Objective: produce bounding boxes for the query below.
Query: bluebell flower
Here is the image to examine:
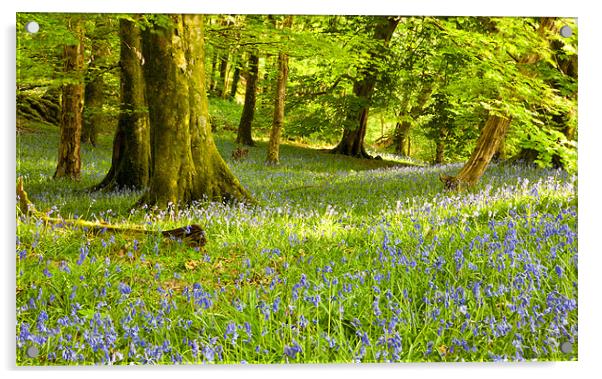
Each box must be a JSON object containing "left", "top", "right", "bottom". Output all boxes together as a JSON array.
[
  {"left": 119, "top": 283, "right": 132, "bottom": 296},
  {"left": 284, "top": 341, "right": 302, "bottom": 359},
  {"left": 77, "top": 246, "right": 88, "bottom": 265},
  {"left": 555, "top": 265, "right": 563, "bottom": 278},
  {"left": 224, "top": 322, "right": 239, "bottom": 345}
]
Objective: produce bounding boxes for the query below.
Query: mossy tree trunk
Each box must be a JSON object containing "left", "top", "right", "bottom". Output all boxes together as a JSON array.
[
  {"left": 54, "top": 17, "right": 84, "bottom": 180},
  {"left": 140, "top": 14, "right": 252, "bottom": 207},
  {"left": 236, "top": 52, "right": 259, "bottom": 146},
  {"left": 266, "top": 16, "right": 292, "bottom": 165},
  {"left": 331, "top": 17, "right": 399, "bottom": 158},
  {"left": 81, "top": 19, "right": 111, "bottom": 147},
  {"left": 94, "top": 17, "right": 150, "bottom": 192}
]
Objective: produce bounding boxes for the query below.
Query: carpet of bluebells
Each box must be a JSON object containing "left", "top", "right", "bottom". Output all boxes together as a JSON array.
[{"left": 16, "top": 121, "right": 577, "bottom": 365}]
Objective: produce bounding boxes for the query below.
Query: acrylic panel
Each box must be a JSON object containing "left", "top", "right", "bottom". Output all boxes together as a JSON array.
[{"left": 16, "top": 13, "right": 578, "bottom": 365}]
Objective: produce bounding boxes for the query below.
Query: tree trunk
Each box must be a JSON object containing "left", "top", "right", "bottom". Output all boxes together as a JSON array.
[
  {"left": 81, "top": 19, "right": 110, "bottom": 147},
  {"left": 217, "top": 51, "right": 229, "bottom": 98},
  {"left": 140, "top": 14, "right": 252, "bottom": 207},
  {"left": 81, "top": 75, "right": 103, "bottom": 147},
  {"left": 435, "top": 128, "right": 448, "bottom": 164},
  {"left": 394, "top": 120, "right": 411, "bottom": 155},
  {"left": 395, "top": 83, "right": 432, "bottom": 156},
  {"left": 236, "top": 52, "right": 259, "bottom": 146},
  {"left": 266, "top": 16, "right": 292, "bottom": 165},
  {"left": 93, "top": 17, "right": 150, "bottom": 192},
  {"left": 453, "top": 115, "right": 511, "bottom": 185},
  {"left": 209, "top": 50, "right": 218, "bottom": 93},
  {"left": 54, "top": 18, "right": 84, "bottom": 180},
  {"left": 331, "top": 17, "right": 399, "bottom": 158},
  {"left": 228, "top": 59, "right": 241, "bottom": 100}
]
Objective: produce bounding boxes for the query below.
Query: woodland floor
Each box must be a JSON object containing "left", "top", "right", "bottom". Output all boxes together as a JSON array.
[{"left": 16, "top": 118, "right": 577, "bottom": 365}]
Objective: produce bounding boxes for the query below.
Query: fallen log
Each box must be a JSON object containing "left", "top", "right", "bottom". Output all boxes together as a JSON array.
[{"left": 16, "top": 177, "right": 206, "bottom": 248}]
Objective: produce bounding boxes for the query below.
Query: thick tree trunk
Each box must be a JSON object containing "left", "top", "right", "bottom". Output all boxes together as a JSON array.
[
  {"left": 54, "top": 18, "right": 84, "bottom": 180},
  {"left": 331, "top": 17, "right": 399, "bottom": 158},
  {"left": 140, "top": 14, "right": 252, "bottom": 207},
  {"left": 266, "top": 16, "right": 293, "bottom": 165},
  {"left": 236, "top": 53, "right": 259, "bottom": 146},
  {"left": 435, "top": 129, "right": 447, "bottom": 164},
  {"left": 94, "top": 17, "right": 150, "bottom": 192}
]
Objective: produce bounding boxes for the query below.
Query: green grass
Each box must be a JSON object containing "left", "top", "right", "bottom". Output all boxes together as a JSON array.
[{"left": 16, "top": 117, "right": 577, "bottom": 365}]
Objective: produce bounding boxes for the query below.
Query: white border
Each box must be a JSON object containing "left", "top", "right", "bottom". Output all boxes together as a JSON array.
[{"left": 3, "top": 1, "right": 599, "bottom": 379}]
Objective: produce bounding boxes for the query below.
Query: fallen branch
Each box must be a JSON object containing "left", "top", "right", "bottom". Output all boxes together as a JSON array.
[{"left": 16, "top": 177, "right": 206, "bottom": 248}]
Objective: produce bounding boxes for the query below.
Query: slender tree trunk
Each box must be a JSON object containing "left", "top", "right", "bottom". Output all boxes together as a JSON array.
[
  {"left": 236, "top": 52, "right": 259, "bottom": 146},
  {"left": 54, "top": 18, "right": 84, "bottom": 180},
  {"left": 266, "top": 16, "right": 293, "bottom": 165},
  {"left": 209, "top": 50, "right": 218, "bottom": 93},
  {"left": 229, "top": 58, "right": 241, "bottom": 100},
  {"left": 94, "top": 17, "right": 150, "bottom": 192},
  {"left": 81, "top": 20, "right": 110, "bottom": 147},
  {"left": 331, "top": 17, "right": 399, "bottom": 158},
  {"left": 140, "top": 14, "right": 251, "bottom": 207},
  {"left": 217, "top": 51, "right": 229, "bottom": 98},
  {"left": 81, "top": 75, "right": 103, "bottom": 147}
]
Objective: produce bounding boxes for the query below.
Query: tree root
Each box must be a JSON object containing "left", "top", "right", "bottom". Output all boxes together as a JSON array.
[{"left": 16, "top": 177, "right": 206, "bottom": 248}]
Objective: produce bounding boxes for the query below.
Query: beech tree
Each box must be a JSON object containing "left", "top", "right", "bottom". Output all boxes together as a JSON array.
[{"left": 140, "top": 14, "right": 252, "bottom": 206}]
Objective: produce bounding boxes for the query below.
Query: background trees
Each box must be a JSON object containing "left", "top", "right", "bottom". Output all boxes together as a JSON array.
[{"left": 17, "top": 14, "right": 577, "bottom": 197}]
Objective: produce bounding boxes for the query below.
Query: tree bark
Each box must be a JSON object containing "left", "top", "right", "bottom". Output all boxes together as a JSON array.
[
  {"left": 93, "top": 17, "right": 150, "bottom": 192},
  {"left": 217, "top": 50, "right": 229, "bottom": 98},
  {"left": 266, "top": 16, "right": 293, "bottom": 165},
  {"left": 331, "top": 17, "right": 399, "bottom": 158},
  {"left": 236, "top": 52, "right": 259, "bottom": 146},
  {"left": 140, "top": 14, "right": 252, "bottom": 207},
  {"left": 448, "top": 114, "right": 511, "bottom": 186},
  {"left": 54, "top": 17, "right": 84, "bottom": 180},
  {"left": 81, "top": 19, "right": 110, "bottom": 147}
]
